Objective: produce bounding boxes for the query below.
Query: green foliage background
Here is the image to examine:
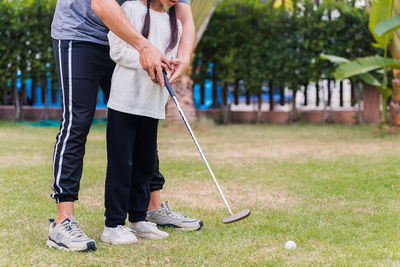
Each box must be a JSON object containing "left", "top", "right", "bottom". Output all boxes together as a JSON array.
[
  {"left": 193, "top": 0, "right": 379, "bottom": 100},
  {"left": 0, "top": 0, "right": 381, "bottom": 107},
  {"left": 0, "top": 0, "right": 57, "bottom": 102}
]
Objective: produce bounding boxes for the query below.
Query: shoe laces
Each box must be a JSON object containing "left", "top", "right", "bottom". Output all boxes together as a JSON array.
[
  {"left": 162, "top": 202, "right": 186, "bottom": 219},
  {"left": 62, "top": 211, "right": 86, "bottom": 238}
]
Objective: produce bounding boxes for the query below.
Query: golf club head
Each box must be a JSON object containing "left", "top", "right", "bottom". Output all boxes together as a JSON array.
[{"left": 222, "top": 209, "right": 251, "bottom": 224}]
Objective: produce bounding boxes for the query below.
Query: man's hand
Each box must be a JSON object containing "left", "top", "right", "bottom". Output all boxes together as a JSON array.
[
  {"left": 169, "top": 57, "right": 190, "bottom": 84},
  {"left": 138, "top": 40, "right": 172, "bottom": 86}
]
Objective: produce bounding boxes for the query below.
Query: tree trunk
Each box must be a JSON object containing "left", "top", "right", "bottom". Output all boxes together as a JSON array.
[
  {"left": 234, "top": 79, "right": 239, "bottom": 105},
  {"left": 3, "top": 89, "right": 7, "bottom": 105},
  {"left": 246, "top": 90, "right": 250, "bottom": 105},
  {"left": 280, "top": 87, "right": 285, "bottom": 106},
  {"left": 22, "top": 83, "right": 27, "bottom": 105},
  {"left": 269, "top": 81, "right": 274, "bottom": 111},
  {"left": 42, "top": 80, "right": 49, "bottom": 120},
  {"left": 350, "top": 80, "right": 355, "bottom": 107},
  {"left": 211, "top": 75, "right": 219, "bottom": 108},
  {"left": 221, "top": 82, "right": 230, "bottom": 124},
  {"left": 316, "top": 82, "right": 320, "bottom": 107},
  {"left": 12, "top": 77, "right": 22, "bottom": 121},
  {"left": 390, "top": 70, "right": 400, "bottom": 125},
  {"left": 303, "top": 85, "right": 308, "bottom": 106},
  {"left": 323, "top": 82, "right": 333, "bottom": 123},
  {"left": 256, "top": 89, "right": 263, "bottom": 123},
  {"left": 355, "top": 81, "right": 363, "bottom": 124},
  {"left": 52, "top": 87, "right": 58, "bottom": 104},
  {"left": 165, "top": 74, "right": 197, "bottom": 123},
  {"left": 339, "top": 81, "right": 344, "bottom": 107},
  {"left": 288, "top": 90, "right": 298, "bottom": 123},
  {"left": 32, "top": 78, "right": 37, "bottom": 104},
  {"left": 200, "top": 79, "right": 205, "bottom": 105},
  {"left": 327, "top": 80, "right": 332, "bottom": 106}
]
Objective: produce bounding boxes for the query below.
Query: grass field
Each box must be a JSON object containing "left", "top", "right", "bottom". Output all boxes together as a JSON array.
[{"left": 1, "top": 120, "right": 400, "bottom": 266}]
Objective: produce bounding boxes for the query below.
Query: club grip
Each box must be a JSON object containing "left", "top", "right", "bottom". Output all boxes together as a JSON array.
[{"left": 162, "top": 70, "right": 176, "bottom": 97}]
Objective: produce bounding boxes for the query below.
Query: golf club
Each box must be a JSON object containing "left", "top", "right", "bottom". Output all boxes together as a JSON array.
[{"left": 163, "top": 70, "right": 250, "bottom": 224}]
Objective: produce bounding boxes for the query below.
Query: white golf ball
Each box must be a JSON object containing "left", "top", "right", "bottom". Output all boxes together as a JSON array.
[{"left": 285, "top": 240, "right": 297, "bottom": 250}]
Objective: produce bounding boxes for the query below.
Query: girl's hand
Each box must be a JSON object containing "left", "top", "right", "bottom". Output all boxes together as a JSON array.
[
  {"left": 169, "top": 57, "right": 189, "bottom": 84},
  {"left": 162, "top": 64, "right": 174, "bottom": 81},
  {"left": 162, "top": 64, "right": 174, "bottom": 84}
]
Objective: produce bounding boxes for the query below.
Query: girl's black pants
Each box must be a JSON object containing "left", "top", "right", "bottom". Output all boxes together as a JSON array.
[{"left": 105, "top": 109, "right": 158, "bottom": 227}]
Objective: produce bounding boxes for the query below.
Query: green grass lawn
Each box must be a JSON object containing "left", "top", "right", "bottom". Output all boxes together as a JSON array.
[{"left": 1, "top": 120, "right": 400, "bottom": 266}]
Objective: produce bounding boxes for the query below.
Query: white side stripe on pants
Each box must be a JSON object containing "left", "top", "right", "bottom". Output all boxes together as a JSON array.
[
  {"left": 52, "top": 40, "right": 66, "bottom": 195},
  {"left": 52, "top": 41, "right": 73, "bottom": 198}
]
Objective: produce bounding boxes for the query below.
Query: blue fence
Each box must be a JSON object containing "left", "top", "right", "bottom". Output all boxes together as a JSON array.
[
  {"left": 8, "top": 70, "right": 291, "bottom": 110},
  {"left": 193, "top": 79, "right": 292, "bottom": 110},
  {"left": 11, "top": 71, "right": 107, "bottom": 108}
]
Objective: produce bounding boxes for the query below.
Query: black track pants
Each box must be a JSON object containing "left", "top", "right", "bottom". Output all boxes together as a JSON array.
[
  {"left": 104, "top": 109, "right": 158, "bottom": 227},
  {"left": 51, "top": 39, "right": 165, "bottom": 203}
]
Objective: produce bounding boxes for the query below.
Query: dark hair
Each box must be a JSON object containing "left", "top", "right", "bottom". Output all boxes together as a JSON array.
[{"left": 142, "top": 0, "right": 178, "bottom": 54}]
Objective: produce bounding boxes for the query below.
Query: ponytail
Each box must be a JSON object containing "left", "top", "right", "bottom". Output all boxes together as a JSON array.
[
  {"left": 166, "top": 6, "right": 178, "bottom": 53},
  {"left": 141, "top": 0, "right": 151, "bottom": 39},
  {"left": 141, "top": 0, "right": 179, "bottom": 54}
]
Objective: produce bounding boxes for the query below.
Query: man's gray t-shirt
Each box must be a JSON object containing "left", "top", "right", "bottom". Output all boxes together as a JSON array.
[{"left": 51, "top": 0, "right": 190, "bottom": 45}]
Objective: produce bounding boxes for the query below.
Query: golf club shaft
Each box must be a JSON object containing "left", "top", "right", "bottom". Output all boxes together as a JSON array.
[{"left": 163, "top": 72, "right": 234, "bottom": 216}]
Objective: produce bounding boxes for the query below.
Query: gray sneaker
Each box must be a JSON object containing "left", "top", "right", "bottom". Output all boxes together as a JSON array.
[
  {"left": 146, "top": 202, "right": 203, "bottom": 231},
  {"left": 46, "top": 217, "right": 96, "bottom": 252}
]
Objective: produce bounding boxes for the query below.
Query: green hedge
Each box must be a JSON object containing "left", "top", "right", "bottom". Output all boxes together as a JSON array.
[
  {"left": 0, "top": 0, "right": 379, "bottom": 108},
  {"left": 0, "top": 0, "right": 57, "bottom": 103},
  {"left": 193, "top": 0, "right": 379, "bottom": 102}
]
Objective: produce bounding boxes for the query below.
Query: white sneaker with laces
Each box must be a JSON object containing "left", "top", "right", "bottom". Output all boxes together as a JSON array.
[
  {"left": 128, "top": 221, "right": 169, "bottom": 239},
  {"left": 146, "top": 202, "right": 203, "bottom": 231},
  {"left": 101, "top": 225, "right": 138, "bottom": 245},
  {"left": 46, "top": 217, "right": 96, "bottom": 252}
]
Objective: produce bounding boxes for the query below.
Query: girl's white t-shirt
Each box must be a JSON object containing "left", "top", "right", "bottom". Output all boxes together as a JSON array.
[{"left": 107, "top": 1, "right": 182, "bottom": 119}]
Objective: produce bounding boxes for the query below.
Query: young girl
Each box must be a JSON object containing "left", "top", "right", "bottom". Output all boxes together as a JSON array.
[{"left": 101, "top": 0, "right": 182, "bottom": 245}]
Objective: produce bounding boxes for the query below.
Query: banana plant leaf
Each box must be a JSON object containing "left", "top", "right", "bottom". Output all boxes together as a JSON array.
[
  {"left": 321, "top": 55, "right": 381, "bottom": 86},
  {"left": 320, "top": 55, "right": 349, "bottom": 64},
  {"left": 391, "top": 0, "right": 400, "bottom": 59},
  {"left": 369, "top": 0, "right": 394, "bottom": 49},
  {"left": 334, "top": 55, "right": 400, "bottom": 80},
  {"left": 375, "top": 16, "right": 400, "bottom": 36},
  {"left": 191, "top": 0, "right": 217, "bottom": 46}
]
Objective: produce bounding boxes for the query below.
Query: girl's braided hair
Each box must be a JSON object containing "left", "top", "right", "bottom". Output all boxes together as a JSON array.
[{"left": 142, "top": 0, "right": 178, "bottom": 53}]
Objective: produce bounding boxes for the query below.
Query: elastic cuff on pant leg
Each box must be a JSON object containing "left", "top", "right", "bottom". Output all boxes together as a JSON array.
[
  {"left": 54, "top": 197, "right": 78, "bottom": 204},
  {"left": 149, "top": 184, "right": 163, "bottom": 192}
]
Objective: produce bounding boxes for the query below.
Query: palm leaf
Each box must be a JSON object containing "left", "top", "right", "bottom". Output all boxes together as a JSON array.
[
  {"left": 369, "top": 0, "right": 394, "bottom": 49},
  {"left": 359, "top": 73, "right": 382, "bottom": 87},
  {"left": 191, "top": 0, "right": 218, "bottom": 46},
  {"left": 334, "top": 55, "right": 400, "bottom": 80},
  {"left": 321, "top": 55, "right": 381, "bottom": 86},
  {"left": 375, "top": 16, "right": 400, "bottom": 36}
]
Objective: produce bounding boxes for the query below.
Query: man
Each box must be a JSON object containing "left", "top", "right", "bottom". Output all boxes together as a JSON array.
[{"left": 46, "top": 0, "right": 201, "bottom": 252}]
